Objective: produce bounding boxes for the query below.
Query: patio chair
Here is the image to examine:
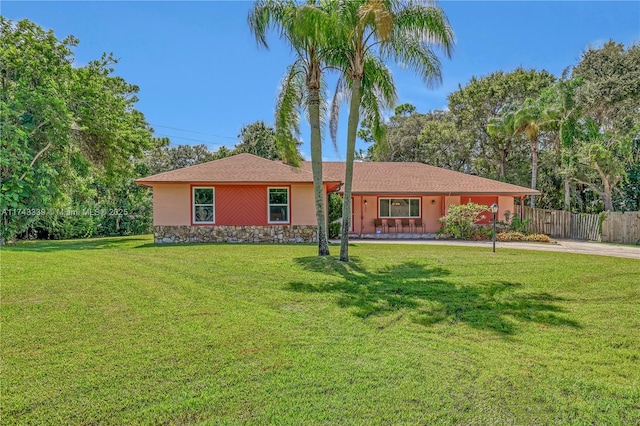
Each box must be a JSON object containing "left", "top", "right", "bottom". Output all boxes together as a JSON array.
[
  {"left": 401, "top": 218, "right": 411, "bottom": 233},
  {"left": 374, "top": 218, "right": 385, "bottom": 233},
  {"left": 387, "top": 218, "right": 398, "bottom": 233},
  {"left": 413, "top": 218, "right": 425, "bottom": 233}
]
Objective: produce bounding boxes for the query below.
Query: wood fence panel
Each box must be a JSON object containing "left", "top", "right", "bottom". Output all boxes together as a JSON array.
[
  {"left": 602, "top": 211, "right": 640, "bottom": 244},
  {"left": 520, "top": 207, "right": 639, "bottom": 243}
]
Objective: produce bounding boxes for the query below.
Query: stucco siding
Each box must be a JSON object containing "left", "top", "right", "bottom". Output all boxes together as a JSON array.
[
  {"left": 421, "top": 195, "right": 443, "bottom": 232},
  {"left": 152, "top": 184, "right": 191, "bottom": 226},
  {"left": 498, "top": 196, "right": 515, "bottom": 222},
  {"left": 291, "top": 184, "right": 317, "bottom": 226}
]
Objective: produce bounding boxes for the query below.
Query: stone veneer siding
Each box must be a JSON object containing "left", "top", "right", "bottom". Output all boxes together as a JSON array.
[{"left": 154, "top": 225, "right": 318, "bottom": 243}]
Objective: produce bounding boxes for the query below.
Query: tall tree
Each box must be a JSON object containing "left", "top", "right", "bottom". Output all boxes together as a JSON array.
[
  {"left": 372, "top": 105, "right": 429, "bottom": 162},
  {"left": 329, "top": 0, "right": 454, "bottom": 261},
  {"left": 249, "top": 0, "right": 336, "bottom": 256},
  {"left": 0, "top": 18, "right": 153, "bottom": 242},
  {"left": 570, "top": 41, "right": 640, "bottom": 211},
  {"left": 236, "top": 120, "right": 289, "bottom": 161},
  {"left": 534, "top": 76, "right": 582, "bottom": 210},
  {"left": 486, "top": 105, "right": 518, "bottom": 180},
  {"left": 449, "top": 68, "right": 555, "bottom": 184}
]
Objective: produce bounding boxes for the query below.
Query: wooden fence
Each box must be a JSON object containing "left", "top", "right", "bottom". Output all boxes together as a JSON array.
[
  {"left": 601, "top": 211, "right": 640, "bottom": 244},
  {"left": 518, "top": 207, "right": 640, "bottom": 244}
]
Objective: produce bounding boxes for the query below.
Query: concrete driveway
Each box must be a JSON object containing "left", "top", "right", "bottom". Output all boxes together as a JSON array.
[{"left": 340, "top": 238, "right": 640, "bottom": 260}]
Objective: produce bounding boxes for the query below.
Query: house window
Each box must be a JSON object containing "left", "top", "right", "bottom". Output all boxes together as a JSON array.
[
  {"left": 193, "top": 187, "right": 214, "bottom": 224},
  {"left": 268, "top": 187, "right": 289, "bottom": 223},
  {"left": 379, "top": 198, "right": 420, "bottom": 218}
]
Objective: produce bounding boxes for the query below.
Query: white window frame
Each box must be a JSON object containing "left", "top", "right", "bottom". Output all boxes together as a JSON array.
[
  {"left": 268, "top": 187, "right": 290, "bottom": 224},
  {"left": 378, "top": 198, "right": 421, "bottom": 218},
  {"left": 192, "top": 187, "right": 215, "bottom": 224}
]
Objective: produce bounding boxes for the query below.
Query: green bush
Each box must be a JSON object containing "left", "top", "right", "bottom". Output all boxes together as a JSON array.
[
  {"left": 328, "top": 221, "right": 341, "bottom": 239},
  {"left": 509, "top": 215, "right": 531, "bottom": 233},
  {"left": 438, "top": 203, "right": 489, "bottom": 239},
  {"left": 470, "top": 227, "right": 491, "bottom": 240}
]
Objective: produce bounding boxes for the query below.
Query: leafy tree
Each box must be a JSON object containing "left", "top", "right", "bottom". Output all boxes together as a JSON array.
[
  {"left": 569, "top": 41, "right": 640, "bottom": 211},
  {"left": 371, "top": 107, "right": 473, "bottom": 172},
  {"left": 236, "top": 120, "right": 296, "bottom": 161},
  {"left": 417, "top": 111, "right": 474, "bottom": 172},
  {"left": 249, "top": 0, "right": 336, "bottom": 256},
  {"left": 328, "top": 0, "right": 454, "bottom": 262},
  {"left": 0, "top": 18, "right": 153, "bottom": 242},
  {"left": 144, "top": 138, "right": 217, "bottom": 175},
  {"left": 373, "top": 107, "right": 430, "bottom": 162},
  {"left": 449, "top": 68, "right": 555, "bottom": 184}
]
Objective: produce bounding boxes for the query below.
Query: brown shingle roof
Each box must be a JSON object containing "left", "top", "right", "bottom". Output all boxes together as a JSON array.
[
  {"left": 303, "top": 161, "right": 539, "bottom": 195},
  {"left": 136, "top": 153, "right": 337, "bottom": 185},
  {"left": 136, "top": 153, "right": 538, "bottom": 195}
]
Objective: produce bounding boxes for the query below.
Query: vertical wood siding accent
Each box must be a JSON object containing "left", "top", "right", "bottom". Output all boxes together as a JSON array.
[{"left": 216, "top": 185, "right": 268, "bottom": 225}]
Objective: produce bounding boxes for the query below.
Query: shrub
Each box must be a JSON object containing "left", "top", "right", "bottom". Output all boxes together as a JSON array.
[
  {"left": 509, "top": 215, "right": 531, "bottom": 233},
  {"left": 470, "top": 227, "right": 491, "bottom": 240},
  {"left": 328, "top": 221, "right": 341, "bottom": 239},
  {"left": 439, "top": 203, "right": 489, "bottom": 239}
]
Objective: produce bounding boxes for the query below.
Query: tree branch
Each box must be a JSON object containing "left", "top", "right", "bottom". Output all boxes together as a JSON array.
[
  {"left": 572, "top": 177, "right": 605, "bottom": 199},
  {"left": 19, "top": 142, "right": 52, "bottom": 181}
]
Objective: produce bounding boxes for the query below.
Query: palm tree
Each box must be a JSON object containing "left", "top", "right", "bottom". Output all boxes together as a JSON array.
[
  {"left": 328, "top": 0, "right": 454, "bottom": 261},
  {"left": 249, "top": 0, "right": 335, "bottom": 256},
  {"left": 512, "top": 99, "right": 547, "bottom": 207},
  {"left": 537, "top": 77, "right": 581, "bottom": 210},
  {"left": 486, "top": 104, "right": 518, "bottom": 180}
]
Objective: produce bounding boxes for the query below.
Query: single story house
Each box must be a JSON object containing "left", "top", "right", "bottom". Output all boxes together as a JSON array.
[{"left": 135, "top": 153, "right": 538, "bottom": 243}]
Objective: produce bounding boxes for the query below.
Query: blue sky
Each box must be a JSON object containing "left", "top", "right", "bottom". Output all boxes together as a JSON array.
[{"left": 3, "top": 1, "right": 639, "bottom": 161}]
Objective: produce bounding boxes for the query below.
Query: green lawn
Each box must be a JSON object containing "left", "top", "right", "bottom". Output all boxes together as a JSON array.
[{"left": 2, "top": 236, "right": 639, "bottom": 425}]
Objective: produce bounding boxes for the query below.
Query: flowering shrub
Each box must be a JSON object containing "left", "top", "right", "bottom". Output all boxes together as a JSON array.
[{"left": 439, "top": 203, "right": 489, "bottom": 239}]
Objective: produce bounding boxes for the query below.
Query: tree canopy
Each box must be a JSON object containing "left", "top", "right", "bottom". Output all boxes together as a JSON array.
[{"left": 1, "top": 18, "right": 155, "bottom": 241}]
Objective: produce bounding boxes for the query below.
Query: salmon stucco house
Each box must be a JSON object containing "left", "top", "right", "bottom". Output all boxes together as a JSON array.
[{"left": 135, "top": 153, "right": 539, "bottom": 243}]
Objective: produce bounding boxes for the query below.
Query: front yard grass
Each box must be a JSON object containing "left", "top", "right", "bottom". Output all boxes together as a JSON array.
[{"left": 2, "top": 236, "right": 639, "bottom": 424}]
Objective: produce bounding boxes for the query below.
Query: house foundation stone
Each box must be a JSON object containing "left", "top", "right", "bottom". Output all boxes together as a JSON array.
[{"left": 153, "top": 225, "right": 318, "bottom": 244}]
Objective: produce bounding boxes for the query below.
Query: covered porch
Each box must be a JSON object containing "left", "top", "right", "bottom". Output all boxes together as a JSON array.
[{"left": 347, "top": 194, "right": 516, "bottom": 238}]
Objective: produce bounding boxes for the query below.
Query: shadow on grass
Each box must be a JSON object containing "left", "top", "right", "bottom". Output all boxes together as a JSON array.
[
  {"left": 289, "top": 256, "right": 580, "bottom": 334},
  {"left": 2, "top": 236, "right": 149, "bottom": 252}
]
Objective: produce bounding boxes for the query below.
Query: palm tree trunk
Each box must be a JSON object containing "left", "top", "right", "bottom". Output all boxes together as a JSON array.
[
  {"left": 339, "top": 77, "right": 362, "bottom": 262},
  {"left": 530, "top": 138, "right": 538, "bottom": 207},
  {"left": 563, "top": 177, "right": 571, "bottom": 211},
  {"left": 499, "top": 149, "right": 506, "bottom": 179},
  {"left": 309, "top": 88, "right": 330, "bottom": 256}
]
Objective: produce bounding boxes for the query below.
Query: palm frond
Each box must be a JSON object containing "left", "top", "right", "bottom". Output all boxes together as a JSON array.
[
  {"left": 382, "top": 32, "right": 443, "bottom": 87},
  {"left": 275, "top": 60, "right": 306, "bottom": 166},
  {"left": 248, "top": 0, "right": 294, "bottom": 48},
  {"left": 329, "top": 75, "right": 345, "bottom": 151},
  {"left": 392, "top": 2, "right": 454, "bottom": 58}
]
